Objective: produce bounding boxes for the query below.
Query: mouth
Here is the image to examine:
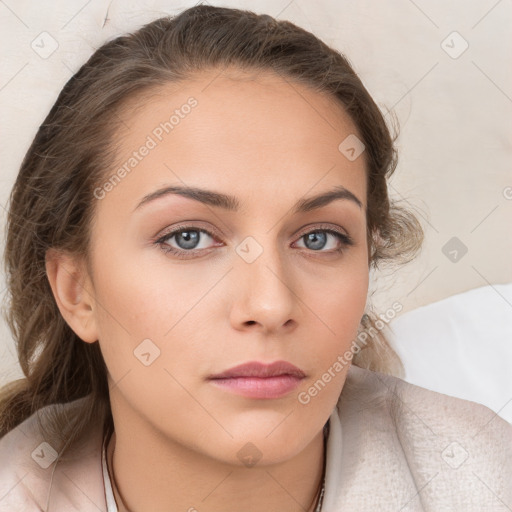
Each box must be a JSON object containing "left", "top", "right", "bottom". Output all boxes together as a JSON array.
[
  {"left": 207, "top": 360, "right": 306, "bottom": 399},
  {"left": 208, "top": 375, "right": 305, "bottom": 399}
]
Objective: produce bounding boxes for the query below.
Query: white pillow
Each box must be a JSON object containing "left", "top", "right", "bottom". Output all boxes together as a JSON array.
[{"left": 388, "top": 283, "right": 512, "bottom": 424}]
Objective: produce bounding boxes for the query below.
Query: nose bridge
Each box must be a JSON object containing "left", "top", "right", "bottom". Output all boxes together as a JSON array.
[
  {"left": 236, "top": 231, "right": 289, "bottom": 291},
  {"left": 231, "top": 229, "right": 297, "bottom": 326}
]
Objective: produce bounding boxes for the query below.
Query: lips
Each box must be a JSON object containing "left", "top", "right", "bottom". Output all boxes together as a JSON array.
[
  {"left": 208, "top": 361, "right": 306, "bottom": 399},
  {"left": 208, "top": 360, "right": 306, "bottom": 379}
]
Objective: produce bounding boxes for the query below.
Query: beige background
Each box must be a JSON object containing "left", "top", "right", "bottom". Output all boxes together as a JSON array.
[{"left": 0, "top": 0, "right": 511, "bottom": 386}]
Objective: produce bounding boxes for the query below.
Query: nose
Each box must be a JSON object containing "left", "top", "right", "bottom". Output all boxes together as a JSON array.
[{"left": 228, "top": 237, "right": 298, "bottom": 335}]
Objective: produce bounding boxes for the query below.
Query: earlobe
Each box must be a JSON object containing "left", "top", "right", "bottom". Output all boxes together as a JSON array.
[{"left": 45, "top": 248, "right": 98, "bottom": 343}]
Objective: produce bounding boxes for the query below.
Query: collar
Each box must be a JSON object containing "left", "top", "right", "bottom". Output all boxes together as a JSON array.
[{"left": 102, "top": 432, "right": 118, "bottom": 512}]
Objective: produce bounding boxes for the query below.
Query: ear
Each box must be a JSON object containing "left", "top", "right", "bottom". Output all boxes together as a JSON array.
[{"left": 45, "top": 248, "right": 99, "bottom": 343}]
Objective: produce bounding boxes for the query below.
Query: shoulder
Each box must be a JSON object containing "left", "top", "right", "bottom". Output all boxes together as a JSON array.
[
  {"left": 343, "top": 364, "right": 512, "bottom": 440},
  {"left": 0, "top": 401, "right": 65, "bottom": 511},
  {"left": 0, "top": 397, "right": 105, "bottom": 512},
  {"left": 335, "top": 364, "right": 512, "bottom": 508}
]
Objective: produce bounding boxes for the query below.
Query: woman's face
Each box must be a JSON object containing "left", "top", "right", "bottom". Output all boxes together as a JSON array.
[{"left": 86, "top": 68, "right": 369, "bottom": 465}]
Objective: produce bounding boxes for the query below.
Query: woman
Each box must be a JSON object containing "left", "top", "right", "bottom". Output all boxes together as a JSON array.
[{"left": 0, "top": 5, "right": 510, "bottom": 511}]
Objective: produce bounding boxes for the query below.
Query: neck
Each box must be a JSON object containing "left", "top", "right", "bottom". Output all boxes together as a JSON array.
[{"left": 105, "top": 412, "right": 327, "bottom": 512}]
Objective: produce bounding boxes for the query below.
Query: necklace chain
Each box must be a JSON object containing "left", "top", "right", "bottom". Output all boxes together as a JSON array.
[{"left": 314, "top": 481, "right": 326, "bottom": 512}]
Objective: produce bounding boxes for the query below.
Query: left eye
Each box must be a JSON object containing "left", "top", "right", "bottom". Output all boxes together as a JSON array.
[
  {"left": 155, "top": 226, "right": 353, "bottom": 259},
  {"left": 294, "top": 230, "right": 347, "bottom": 251}
]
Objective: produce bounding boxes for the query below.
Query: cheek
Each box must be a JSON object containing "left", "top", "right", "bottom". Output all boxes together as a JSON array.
[
  {"left": 89, "top": 242, "right": 215, "bottom": 382},
  {"left": 307, "top": 257, "right": 369, "bottom": 360},
  {"left": 90, "top": 254, "right": 205, "bottom": 425}
]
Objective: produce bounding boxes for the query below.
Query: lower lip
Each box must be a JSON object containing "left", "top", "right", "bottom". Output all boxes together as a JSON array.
[{"left": 208, "top": 375, "right": 303, "bottom": 399}]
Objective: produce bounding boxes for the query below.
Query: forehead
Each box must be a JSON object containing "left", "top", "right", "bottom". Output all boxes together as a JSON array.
[
  {"left": 106, "top": 68, "right": 367, "bottom": 213},
  {"left": 115, "top": 67, "right": 364, "bottom": 154}
]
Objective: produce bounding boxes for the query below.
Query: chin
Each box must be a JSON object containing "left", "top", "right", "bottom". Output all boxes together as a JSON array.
[{"left": 208, "top": 423, "right": 314, "bottom": 467}]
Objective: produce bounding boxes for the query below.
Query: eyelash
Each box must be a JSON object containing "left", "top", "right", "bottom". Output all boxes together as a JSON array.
[{"left": 154, "top": 223, "right": 354, "bottom": 260}]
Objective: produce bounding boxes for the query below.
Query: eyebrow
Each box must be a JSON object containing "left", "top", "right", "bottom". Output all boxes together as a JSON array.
[{"left": 133, "top": 184, "right": 363, "bottom": 214}]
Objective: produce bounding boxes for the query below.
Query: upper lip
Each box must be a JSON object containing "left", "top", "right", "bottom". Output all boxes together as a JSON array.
[{"left": 208, "top": 360, "right": 306, "bottom": 379}]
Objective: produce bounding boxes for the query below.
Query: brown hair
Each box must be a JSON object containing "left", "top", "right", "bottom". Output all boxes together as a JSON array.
[{"left": 0, "top": 5, "right": 423, "bottom": 450}]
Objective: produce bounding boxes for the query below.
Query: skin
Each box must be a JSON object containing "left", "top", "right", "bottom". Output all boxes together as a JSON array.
[{"left": 46, "top": 67, "right": 369, "bottom": 512}]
